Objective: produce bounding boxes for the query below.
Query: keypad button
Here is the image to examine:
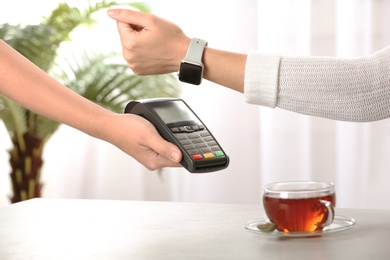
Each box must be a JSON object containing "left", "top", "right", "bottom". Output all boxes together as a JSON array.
[
  {"left": 184, "top": 144, "right": 196, "bottom": 150},
  {"left": 180, "top": 139, "right": 192, "bottom": 145},
  {"left": 188, "top": 133, "right": 200, "bottom": 139},
  {"left": 214, "top": 151, "right": 225, "bottom": 157},
  {"left": 188, "top": 149, "right": 199, "bottom": 154},
  {"left": 207, "top": 141, "right": 217, "bottom": 147},
  {"left": 192, "top": 138, "right": 204, "bottom": 144},
  {"left": 196, "top": 143, "right": 208, "bottom": 148},
  {"left": 174, "top": 134, "right": 188, "bottom": 140},
  {"left": 203, "top": 153, "right": 215, "bottom": 159},
  {"left": 200, "top": 131, "right": 211, "bottom": 137},
  {"left": 191, "top": 154, "right": 203, "bottom": 160},
  {"left": 211, "top": 146, "right": 222, "bottom": 151},
  {"left": 184, "top": 126, "right": 193, "bottom": 132},
  {"left": 200, "top": 148, "right": 212, "bottom": 153},
  {"left": 203, "top": 137, "right": 214, "bottom": 142}
]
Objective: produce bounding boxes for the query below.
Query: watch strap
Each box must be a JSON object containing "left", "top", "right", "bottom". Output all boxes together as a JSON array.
[{"left": 184, "top": 38, "right": 208, "bottom": 63}]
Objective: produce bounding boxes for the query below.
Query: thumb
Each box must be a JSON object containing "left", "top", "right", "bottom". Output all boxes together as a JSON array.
[{"left": 151, "top": 138, "right": 183, "bottom": 163}]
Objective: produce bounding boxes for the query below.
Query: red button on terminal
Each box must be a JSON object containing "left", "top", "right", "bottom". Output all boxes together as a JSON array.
[{"left": 191, "top": 154, "right": 203, "bottom": 160}]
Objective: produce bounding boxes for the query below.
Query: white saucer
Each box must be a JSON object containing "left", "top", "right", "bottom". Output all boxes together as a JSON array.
[{"left": 245, "top": 215, "right": 356, "bottom": 238}]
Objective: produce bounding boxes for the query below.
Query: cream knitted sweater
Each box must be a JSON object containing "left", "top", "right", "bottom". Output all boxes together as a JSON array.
[{"left": 244, "top": 45, "right": 390, "bottom": 122}]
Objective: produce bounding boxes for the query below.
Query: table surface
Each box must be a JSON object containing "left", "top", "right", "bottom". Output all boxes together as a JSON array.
[{"left": 0, "top": 199, "right": 389, "bottom": 260}]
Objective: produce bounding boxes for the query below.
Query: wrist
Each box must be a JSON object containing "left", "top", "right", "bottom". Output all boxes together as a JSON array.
[
  {"left": 89, "top": 110, "right": 117, "bottom": 141},
  {"left": 178, "top": 37, "right": 191, "bottom": 65}
]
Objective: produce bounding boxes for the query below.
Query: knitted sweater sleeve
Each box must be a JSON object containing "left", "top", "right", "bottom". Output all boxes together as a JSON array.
[{"left": 244, "top": 46, "right": 390, "bottom": 122}]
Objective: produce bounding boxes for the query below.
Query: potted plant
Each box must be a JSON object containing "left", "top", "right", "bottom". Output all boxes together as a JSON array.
[{"left": 0, "top": 1, "right": 180, "bottom": 203}]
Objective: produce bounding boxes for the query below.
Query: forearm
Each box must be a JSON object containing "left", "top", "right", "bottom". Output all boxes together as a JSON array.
[
  {"left": 107, "top": 9, "right": 390, "bottom": 122},
  {"left": 202, "top": 47, "right": 247, "bottom": 93},
  {"left": 0, "top": 40, "right": 109, "bottom": 139},
  {"left": 244, "top": 46, "right": 390, "bottom": 122},
  {"left": 1, "top": 39, "right": 183, "bottom": 169},
  {"left": 277, "top": 47, "right": 390, "bottom": 122}
]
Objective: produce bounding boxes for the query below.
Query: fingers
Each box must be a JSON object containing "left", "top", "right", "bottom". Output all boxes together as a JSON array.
[
  {"left": 107, "top": 8, "right": 149, "bottom": 28},
  {"left": 141, "top": 140, "right": 182, "bottom": 171},
  {"left": 146, "top": 154, "right": 182, "bottom": 171},
  {"left": 148, "top": 135, "right": 182, "bottom": 164},
  {"left": 159, "top": 141, "right": 182, "bottom": 163},
  {"left": 135, "top": 115, "right": 183, "bottom": 170}
]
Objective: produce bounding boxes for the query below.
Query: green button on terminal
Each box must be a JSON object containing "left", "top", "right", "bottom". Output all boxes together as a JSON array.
[{"left": 214, "top": 151, "right": 225, "bottom": 157}]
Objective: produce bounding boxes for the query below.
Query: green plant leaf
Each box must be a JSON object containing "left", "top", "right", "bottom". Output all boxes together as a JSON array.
[
  {"left": 0, "top": 24, "right": 59, "bottom": 71},
  {"left": 1, "top": 1, "right": 181, "bottom": 203},
  {"left": 35, "top": 115, "right": 61, "bottom": 142},
  {"left": 1, "top": 1, "right": 180, "bottom": 203},
  {"left": 0, "top": 97, "right": 27, "bottom": 150},
  {"left": 58, "top": 52, "right": 181, "bottom": 113}
]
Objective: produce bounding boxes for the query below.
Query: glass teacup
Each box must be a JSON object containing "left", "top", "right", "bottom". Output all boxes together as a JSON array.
[{"left": 263, "top": 181, "right": 336, "bottom": 233}]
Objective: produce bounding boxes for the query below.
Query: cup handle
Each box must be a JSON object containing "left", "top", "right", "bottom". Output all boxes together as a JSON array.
[{"left": 317, "top": 200, "right": 335, "bottom": 228}]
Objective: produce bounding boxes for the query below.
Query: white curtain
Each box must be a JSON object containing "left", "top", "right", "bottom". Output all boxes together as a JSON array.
[
  {"left": 256, "top": 0, "right": 390, "bottom": 209},
  {"left": 1, "top": 0, "right": 389, "bottom": 209}
]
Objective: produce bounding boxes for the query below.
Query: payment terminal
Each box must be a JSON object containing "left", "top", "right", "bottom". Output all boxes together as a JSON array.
[{"left": 124, "top": 98, "right": 229, "bottom": 173}]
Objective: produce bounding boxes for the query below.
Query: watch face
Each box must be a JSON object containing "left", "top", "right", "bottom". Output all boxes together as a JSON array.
[{"left": 179, "top": 62, "right": 203, "bottom": 85}]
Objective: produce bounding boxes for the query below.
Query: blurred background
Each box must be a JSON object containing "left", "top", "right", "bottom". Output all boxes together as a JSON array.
[{"left": 1, "top": 0, "right": 389, "bottom": 209}]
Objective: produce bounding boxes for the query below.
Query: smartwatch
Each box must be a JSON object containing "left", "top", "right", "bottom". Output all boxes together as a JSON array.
[{"left": 178, "top": 38, "right": 208, "bottom": 85}]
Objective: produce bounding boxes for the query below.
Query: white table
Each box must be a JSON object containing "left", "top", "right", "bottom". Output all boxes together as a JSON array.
[{"left": 0, "top": 199, "right": 389, "bottom": 259}]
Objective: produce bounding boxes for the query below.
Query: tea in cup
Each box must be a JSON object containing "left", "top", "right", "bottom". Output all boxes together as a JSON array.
[{"left": 262, "top": 181, "right": 335, "bottom": 233}]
